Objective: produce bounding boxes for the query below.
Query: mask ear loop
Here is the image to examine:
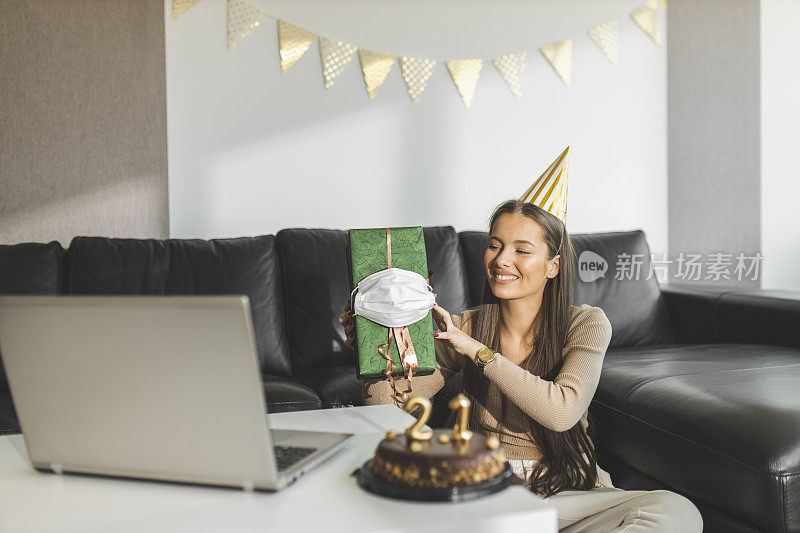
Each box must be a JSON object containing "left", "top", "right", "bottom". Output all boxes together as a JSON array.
[{"left": 349, "top": 285, "right": 359, "bottom": 318}]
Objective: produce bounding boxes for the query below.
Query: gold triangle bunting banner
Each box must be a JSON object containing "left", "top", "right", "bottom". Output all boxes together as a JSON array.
[
  {"left": 401, "top": 57, "right": 436, "bottom": 105},
  {"left": 540, "top": 39, "right": 573, "bottom": 87},
  {"left": 446, "top": 59, "right": 483, "bottom": 109},
  {"left": 278, "top": 20, "right": 316, "bottom": 74},
  {"left": 318, "top": 38, "right": 357, "bottom": 89},
  {"left": 227, "top": 0, "right": 266, "bottom": 49},
  {"left": 588, "top": 21, "right": 619, "bottom": 66},
  {"left": 172, "top": 0, "right": 199, "bottom": 20},
  {"left": 179, "top": 5, "right": 666, "bottom": 103},
  {"left": 631, "top": 0, "right": 661, "bottom": 45},
  {"left": 493, "top": 52, "right": 527, "bottom": 99},
  {"left": 358, "top": 50, "right": 396, "bottom": 100}
]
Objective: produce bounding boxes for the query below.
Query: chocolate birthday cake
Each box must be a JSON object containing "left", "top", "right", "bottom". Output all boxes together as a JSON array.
[{"left": 371, "top": 428, "right": 507, "bottom": 489}]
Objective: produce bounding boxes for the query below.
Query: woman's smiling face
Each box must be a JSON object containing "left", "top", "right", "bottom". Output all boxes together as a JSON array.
[{"left": 484, "top": 212, "right": 559, "bottom": 301}]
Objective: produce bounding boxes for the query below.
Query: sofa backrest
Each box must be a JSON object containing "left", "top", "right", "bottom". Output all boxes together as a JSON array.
[
  {"left": 276, "top": 227, "right": 470, "bottom": 373},
  {"left": 571, "top": 230, "right": 674, "bottom": 347},
  {"left": 458, "top": 229, "right": 674, "bottom": 348},
  {"left": 0, "top": 241, "right": 65, "bottom": 391},
  {"left": 65, "top": 236, "right": 293, "bottom": 377},
  {"left": 3, "top": 226, "right": 672, "bottom": 389}
]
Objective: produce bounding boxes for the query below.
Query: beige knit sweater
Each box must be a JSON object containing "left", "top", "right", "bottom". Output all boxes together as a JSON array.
[{"left": 363, "top": 304, "right": 613, "bottom": 468}]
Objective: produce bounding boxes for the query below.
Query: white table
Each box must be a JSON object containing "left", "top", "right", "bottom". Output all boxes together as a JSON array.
[{"left": 0, "top": 405, "right": 556, "bottom": 533}]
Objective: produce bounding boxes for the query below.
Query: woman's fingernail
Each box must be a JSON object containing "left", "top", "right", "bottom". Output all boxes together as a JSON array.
[{"left": 434, "top": 333, "right": 439, "bottom": 338}]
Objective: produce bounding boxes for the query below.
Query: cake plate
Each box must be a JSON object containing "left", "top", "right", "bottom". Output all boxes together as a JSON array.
[{"left": 354, "top": 459, "right": 513, "bottom": 503}]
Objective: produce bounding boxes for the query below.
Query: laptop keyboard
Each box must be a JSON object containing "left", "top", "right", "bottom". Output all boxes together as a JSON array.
[{"left": 274, "top": 445, "right": 318, "bottom": 471}]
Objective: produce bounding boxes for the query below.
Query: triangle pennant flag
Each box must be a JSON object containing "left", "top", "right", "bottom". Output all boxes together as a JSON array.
[
  {"left": 278, "top": 20, "right": 316, "bottom": 73},
  {"left": 318, "top": 38, "right": 357, "bottom": 89},
  {"left": 540, "top": 39, "right": 573, "bottom": 87},
  {"left": 172, "top": 0, "right": 199, "bottom": 20},
  {"left": 493, "top": 52, "right": 527, "bottom": 99},
  {"left": 446, "top": 59, "right": 483, "bottom": 109},
  {"left": 588, "top": 21, "right": 619, "bottom": 66},
  {"left": 227, "top": 0, "right": 266, "bottom": 49},
  {"left": 401, "top": 57, "right": 436, "bottom": 105},
  {"left": 519, "top": 146, "right": 571, "bottom": 223},
  {"left": 630, "top": 0, "right": 661, "bottom": 45},
  {"left": 358, "top": 49, "right": 396, "bottom": 100}
]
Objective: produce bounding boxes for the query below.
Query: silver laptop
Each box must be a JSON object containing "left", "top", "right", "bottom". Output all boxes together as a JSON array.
[{"left": 0, "top": 295, "right": 352, "bottom": 491}]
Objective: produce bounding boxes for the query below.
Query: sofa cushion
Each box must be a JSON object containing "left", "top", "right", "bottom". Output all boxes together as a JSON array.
[
  {"left": 423, "top": 227, "right": 470, "bottom": 316},
  {"left": 458, "top": 231, "right": 489, "bottom": 308},
  {"left": 0, "top": 241, "right": 65, "bottom": 435},
  {"left": 276, "top": 229, "right": 353, "bottom": 373},
  {"left": 591, "top": 343, "right": 800, "bottom": 532},
  {"left": 0, "top": 241, "right": 65, "bottom": 295},
  {"left": 66, "top": 236, "right": 292, "bottom": 377},
  {"left": 262, "top": 375, "right": 321, "bottom": 413},
  {"left": 276, "top": 226, "right": 470, "bottom": 374},
  {"left": 570, "top": 230, "right": 674, "bottom": 347}
]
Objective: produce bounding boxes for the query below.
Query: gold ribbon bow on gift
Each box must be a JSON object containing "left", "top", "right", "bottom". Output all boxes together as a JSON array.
[{"left": 378, "top": 228, "right": 422, "bottom": 406}]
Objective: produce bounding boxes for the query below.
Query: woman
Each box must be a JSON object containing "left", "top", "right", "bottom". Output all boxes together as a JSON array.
[{"left": 340, "top": 200, "right": 702, "bottom": 532}]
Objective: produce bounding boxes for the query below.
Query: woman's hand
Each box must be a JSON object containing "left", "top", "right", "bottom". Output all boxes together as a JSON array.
[
  {"left": 338, "top": 298, "right": 355, "bottom": 348},
  {"left": 431, "top": 303, "right": 485, "bottom": 362}
]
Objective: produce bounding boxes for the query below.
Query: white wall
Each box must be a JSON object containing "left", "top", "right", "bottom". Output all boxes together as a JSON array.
[
  {"left": 165, "top": 0, "right": 668, "bottom": 254},
  {"left": 760, "top": 0, "right": 800, "bottom": 290}
]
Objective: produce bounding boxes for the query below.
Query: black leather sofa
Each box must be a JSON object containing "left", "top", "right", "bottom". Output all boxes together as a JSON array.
[{"left": 2, "top": 228, "right": 799, "bottom": 533}]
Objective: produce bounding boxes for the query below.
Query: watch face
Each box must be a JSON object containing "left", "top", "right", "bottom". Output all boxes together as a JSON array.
[{"left": 477, "top": 348, "right": 494, "bottom": 363}]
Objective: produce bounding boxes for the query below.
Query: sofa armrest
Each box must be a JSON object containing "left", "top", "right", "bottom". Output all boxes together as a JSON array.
[
  {"left": 715, "top": 290, "right": 800, "bottom": 348},
  {"left": 660, "top": 283, "right": 727, "bottom": 343},
  {"left": 661, "top": 283, "right": 800, "bottom": 348}
]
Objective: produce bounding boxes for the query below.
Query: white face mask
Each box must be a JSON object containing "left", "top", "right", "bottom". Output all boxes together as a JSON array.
[{"left": 351, "top": 267, "right": 435, "bottom": 328}]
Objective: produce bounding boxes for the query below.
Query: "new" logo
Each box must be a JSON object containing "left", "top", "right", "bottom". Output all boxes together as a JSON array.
[{"left": 578, "top": 251, "right": 608, "bottom": 282}]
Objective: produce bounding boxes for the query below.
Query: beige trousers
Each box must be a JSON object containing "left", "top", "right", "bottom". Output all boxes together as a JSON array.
[
  {"left": 547, "top": 488, "right": 703, "bottom": 532},
  {"left": 509, "top": 460, "right": 703, "bottom": 532}
]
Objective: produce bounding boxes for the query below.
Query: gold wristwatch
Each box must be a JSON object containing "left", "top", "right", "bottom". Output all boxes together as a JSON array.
[{"left": 475, "top": 346, "right": 496, "bottom": 373}]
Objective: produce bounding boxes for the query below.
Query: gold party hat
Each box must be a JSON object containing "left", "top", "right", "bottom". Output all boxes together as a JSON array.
[{"left": 519, "top": 147, "right": 570, "bottom": 222}]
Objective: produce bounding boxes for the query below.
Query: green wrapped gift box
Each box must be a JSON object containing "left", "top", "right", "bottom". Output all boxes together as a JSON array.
[{"left": 348, "top": 227, "right": 436, "bottom": 380}]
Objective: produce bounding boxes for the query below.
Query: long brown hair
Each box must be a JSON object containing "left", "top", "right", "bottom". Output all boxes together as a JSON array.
[{"left": 462, "top": 199, "right": 598, "bottom": 497}]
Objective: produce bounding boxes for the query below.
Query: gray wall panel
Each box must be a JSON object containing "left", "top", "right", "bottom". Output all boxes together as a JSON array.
[
  {"left": 667, "top": 0, "right": 760, "bottom": 287},
  {"left": 0, "top": 0, "right": 168, "bottom": 246}
]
